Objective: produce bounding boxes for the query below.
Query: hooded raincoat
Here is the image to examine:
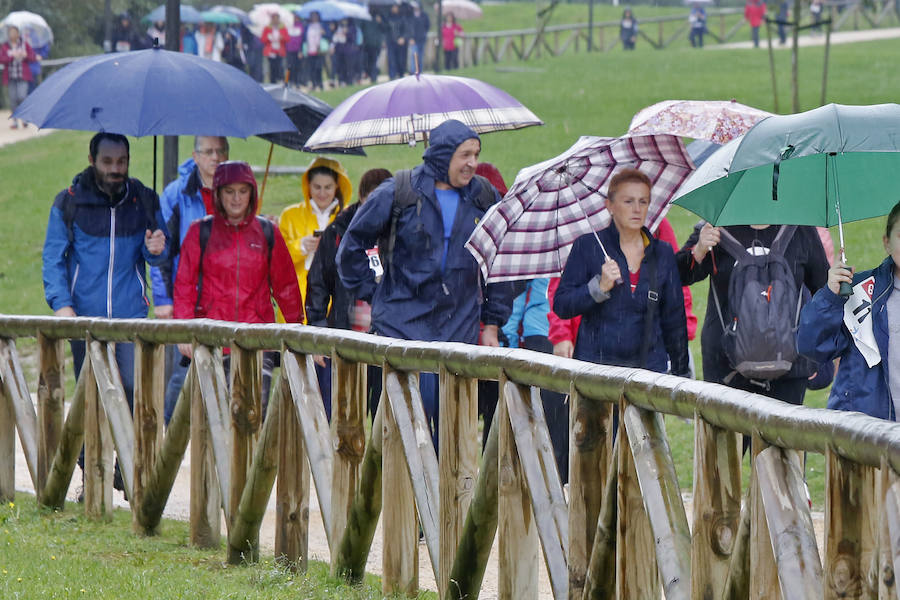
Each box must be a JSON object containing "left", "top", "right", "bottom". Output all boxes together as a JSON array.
[
  {"left": 336, "top": 119, "right": 514, "bottom": 343},
  {"left": 173, "top": 162, "right": 303, "bottom": 324}
]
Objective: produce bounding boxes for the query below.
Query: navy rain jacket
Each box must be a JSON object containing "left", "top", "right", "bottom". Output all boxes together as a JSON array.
[
  {"left": 553, "top": 223, "right": 689, "bottom": 375},
  {"left": 798, "top": 257, "right": 896, "bottom": 421},
  {"left": 43, "top": 167, "right": 169, "bottom": 318},
  {"left": 336, "top": 120, "right": 513, "bottom": 343}
]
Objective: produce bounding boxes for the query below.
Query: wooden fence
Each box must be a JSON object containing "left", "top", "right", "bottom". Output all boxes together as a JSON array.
[{"left": 2, "top": 315, "right": 900, "bottom": 599}]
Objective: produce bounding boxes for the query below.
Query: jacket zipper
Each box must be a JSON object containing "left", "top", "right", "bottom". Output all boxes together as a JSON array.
[
  {"left": 107, "top": 206, "right": 116, "bottom": 318},
  {"left": 135, "top": 265, "right": 147, "bottom": 305},
  {"left": 235, "top": 225, "right": 240, "bottom": 321},
  {"left": 70, "top": 264, "right": 80, "bottom": 294}
]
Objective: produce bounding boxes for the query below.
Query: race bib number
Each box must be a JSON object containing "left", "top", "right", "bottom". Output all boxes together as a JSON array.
[{"left": 366, "top": 247, "right": 383, "bottom": 278}]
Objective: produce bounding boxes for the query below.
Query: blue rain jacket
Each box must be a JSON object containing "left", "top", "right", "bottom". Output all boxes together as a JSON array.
[
  {"left": 42, "top": 167, "right": 169, "bottom": 318},
  {"left": 797, "top": 257, "right": 896, "bottom": 421},
  {"left": 150, "top": 158, "right": 209, "bottom": 305},
  {"left": 502, "top": 278, "right": 550, "bottom": 347},
  {"left": 336, "top": 120, "right": 513, "bottom": 343},
  {"left": 553, "top": 223, "right": 689, "bottom": 375}
]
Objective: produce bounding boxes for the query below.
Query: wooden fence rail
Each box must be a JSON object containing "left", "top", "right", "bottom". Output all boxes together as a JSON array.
[{"left": 3, "top": 315, "right": 900, "bottom": 598}]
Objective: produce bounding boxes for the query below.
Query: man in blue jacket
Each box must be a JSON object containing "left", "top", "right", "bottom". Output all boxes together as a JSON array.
[
  {"left": 43, "top": 132, "right": 168, "bottom": 495},
  {"left": 337, "top": 119, "right": 513, "bottom": 447},
  {"left": 150, "top": 136, "right": 229, "bottom": 424}
]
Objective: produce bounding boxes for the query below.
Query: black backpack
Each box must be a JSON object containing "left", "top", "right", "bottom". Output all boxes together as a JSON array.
[{"left": 712, "top": 225, "right": 803, "bottom": 382}]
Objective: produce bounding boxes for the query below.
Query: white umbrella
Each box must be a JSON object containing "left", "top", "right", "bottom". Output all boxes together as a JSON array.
[
  {"left": 0, "top": 11, "right": 53, "bottom": 47},
  {"left": 439, "top": 0, "right": 483, "bottom": 20}
]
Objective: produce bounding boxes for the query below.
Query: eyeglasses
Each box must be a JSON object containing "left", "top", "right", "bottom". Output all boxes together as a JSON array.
[{"left": 196, "top": 148, "right": 228, "bottom": 158}]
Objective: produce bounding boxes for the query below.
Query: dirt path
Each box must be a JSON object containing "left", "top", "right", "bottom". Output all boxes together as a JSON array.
[
  {"left": 713, "top": 25, "right": 900, "bottom": 49},
  {"left": 0, "top": 109, "right": 55, "bottom": 147}
]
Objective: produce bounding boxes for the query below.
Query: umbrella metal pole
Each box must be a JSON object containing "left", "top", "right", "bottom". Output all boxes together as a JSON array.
[
  {"left": 572, "top": 192, "right": 622, "bottom": 285},
  {"left": 259, "top": 143, "right": 274, "bottom": 207},
  {"left": 831, "top": 153, "right": 853, "bottom": 297},
  {"left": 153, "top": 136, "right": 158, "bottom": 193}
]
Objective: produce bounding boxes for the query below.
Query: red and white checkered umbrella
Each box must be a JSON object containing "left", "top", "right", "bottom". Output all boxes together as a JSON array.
[{"left": 466, "top": 134, "right": 694, "bottom": 283}]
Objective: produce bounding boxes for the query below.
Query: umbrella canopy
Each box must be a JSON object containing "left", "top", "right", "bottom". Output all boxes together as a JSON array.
[
  {"left": 259, "top": 83, "right": 365, "bottom": 154},
  {"left": 628, "top": 99, "right": 772, "bottom": 145},
  {"left": 440, "top": 0, "right": 484, "bottom": 20},
  {"left": 208, "top": 5, "right": 252, "bottom": 25},
  {"left": 12, "top": 46, "right": 297, "bottom": 138},
  {"left": 304, "top": 73, "right": 542, "bottom": 150},
  {"left": 249, "top": 3, "right": 295, "bottom": 30},
  {"left": 143, "top": 4, "right": 204, "bottom": 24},
  {"left": 673, "top": 103, "right": 900, "bottom": 228},
  {"left": 201, "top": 10, "right": 241, "bottom": 25},
  {"left": 466, "top": 134, "right": 695, "bottom": 283},
  {"left": 295, "top": 1, "right": 371, "bottom": 21},
  {"left": 0, "top": 11, "right": 53, "bottom": 47}
]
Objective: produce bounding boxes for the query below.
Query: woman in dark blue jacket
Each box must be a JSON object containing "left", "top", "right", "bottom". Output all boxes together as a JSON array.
[
  {"left": 553, "top": 168, "right": 689, "bottom": 376},
  {"left": 798, "top": 202, "right": 900, "bottom": 421}
]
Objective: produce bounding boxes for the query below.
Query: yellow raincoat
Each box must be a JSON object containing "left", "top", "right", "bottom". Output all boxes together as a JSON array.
[{"left": 278, "top": 157, "right": 353, "bottom": 321}]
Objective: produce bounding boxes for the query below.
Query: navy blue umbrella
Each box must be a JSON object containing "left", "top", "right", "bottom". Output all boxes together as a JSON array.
[
  {"left": 13, "top": 46, "right": 297, "bottom": 138},
  {"left": 143, "top": 4, "right": 204, "bottom": 24}
]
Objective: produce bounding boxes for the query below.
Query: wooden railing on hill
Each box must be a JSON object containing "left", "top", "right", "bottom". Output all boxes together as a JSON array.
[{"left": 2, "top": 315, "right": 900, "bottom": 598}]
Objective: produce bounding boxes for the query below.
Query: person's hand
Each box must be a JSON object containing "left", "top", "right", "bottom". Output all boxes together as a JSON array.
[
  {"left": 313, "top": 354, "right": 326, "bottom": 367},
  {"left": 827, "top": 262, "right": 854, "bottom": 295},
  {"left": 480, "top": 324, "right": 500, "bottom": 347},
  {"left": 54, "top": 306, "right": 76, "bottom": 318},
  {"left": 599, "top": 258, "right": 621, "bottom": 293},
  {"left": 145, "top": 229, "right": 166, "bottom": 255},
  {"left": 300, "top": 234, "right": 320, "bottom": 256},
  {"left": 692, "top": 223, "right": 720, "bottom": 262},
  {"left": 553, "top": 340, "right": 574, "bottom": 359},
  {"left": 178, "top": 343, "right": 192, "bottom": 358},
  {"left": 155, "top": 304, "right": 173, "bottom": 319}
]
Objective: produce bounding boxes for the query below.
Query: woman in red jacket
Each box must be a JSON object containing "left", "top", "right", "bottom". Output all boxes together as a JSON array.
[{"left": 174, "top": 161, "right": 302, "bottom": 409}]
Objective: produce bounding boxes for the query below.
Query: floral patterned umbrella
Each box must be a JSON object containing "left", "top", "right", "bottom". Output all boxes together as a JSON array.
[{"left": 627, "top": 99, "right": 772, "bottom": 144}]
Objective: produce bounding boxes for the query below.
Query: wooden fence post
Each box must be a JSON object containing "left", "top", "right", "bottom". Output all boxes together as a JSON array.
[
  {"left": 0, "top": 348, "right": 13, "bottom": 502},
  {"left": 229, "top": 346, "right": 261, "bottom": 530},
  {"left": 568, "top": 387, "right": 612, "bottom": 599},
  {"left": 692, "top": 415, "right": 741, "bottom": 600},
  {"left": 190, "top": 344, "right": 221, "bottom": 548},
  {"left": 275, "top": 369, "right": 311, "bottom": 572},
  {"left": 756, "top": 446, "right": 823, "bottom": 598},
  {"left": 876, "top": 464, "right": 899, "bottom": 597},
  {"left": 438, "top": 366, "right": 478, "bottom": 598},
  {"left": 381, "top": 365, "right": 419, "bottom": 597},
  {"left": 330, "top": 354, "right": 367, "bottom": 549},
  {"left": 825, "top": 448, "right": 874, "bottom": 598},
  {"left": 83, "top": 341, "right": 113, "bottom": 522},
  {"left": 37, "top": 333, "right": 65, "bottom": 502},
  {"left": 0, "top": 338, "right": 39, "bottom": 490},
  {"left": 582, "top": 436, "right": 619, "bottom": 600},
  {"left": 498, "top": 375, "right": 538, "bottom": 599},
  {"left": 616, "top": 398, "right": 659, "bottom": 600},
  {"left": 750, "top": 434, "right": 780, "bottom": 599},
  {"left": 132, "top": 340, "right": 164, "bottom": 532}
]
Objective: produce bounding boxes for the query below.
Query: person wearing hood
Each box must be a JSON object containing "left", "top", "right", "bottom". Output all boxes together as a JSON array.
[
  {"left": 279, "top": 156, "right": 353, "bottom": 315},
  {"left": 337, "top": 119, "right": 514, "bottom": 447},
  {"left": 43, "top": 132, "right": 169, "bottom": 427},
  {"left": 111, "top": 12, "right": 149, "bottom": 52},
  {"left": 150, "top": 136, "right": 229, "bottom": 423}
]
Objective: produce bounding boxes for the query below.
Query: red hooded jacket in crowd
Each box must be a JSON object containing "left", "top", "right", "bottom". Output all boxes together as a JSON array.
[
  {"left": 744, "top": 0, "right": 767, "bottom": 27},
  {"left": 173, "top": 161, "right": 303, "bottom": 324},
  {"left": 548, "top": 217, "right": 697, "bottom": 347}
]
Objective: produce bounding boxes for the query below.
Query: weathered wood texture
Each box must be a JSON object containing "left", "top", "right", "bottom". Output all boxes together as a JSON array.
[
  {"left": 0, "top": 338, "right": 39, "bottom": 489},
  {"left": 192, "top": 346, "right": 232, "bottom": 523},
  {"left": 692, "top": 415, "right": 741, "bottom": 600},
  {"left": 83, "top": 350, "right": 113, "bottom": 521},
  {"left": 722, "top": 492, "right": 752, "bottom": 600},
  {"left": 190, "top": 349, "right": 222, "bottom": 549},
  {"left": 137, "top": 365, "right": 195, "bottom": 534},
  {"left": 0, "top": 350, "right": 14, "bottom": 502},
  {"left": 568, "top": 388, "right": 612, "bottom": 600},
  {"left": 438, "top": 367, "right": 478, "bottom": 599},
  {"left": 275, "top": 371, "right": 311, "bottom": 572},
  {"left": 874, "top": 461, "right": 897, "bottom": 598},
  {"left": 132, "top": 340, "right": 164, "bottom": 532},
  {"left": 229, "top": 346, "right": 260, "bottom": 529},
  {"left": 622, "top": 403, "right": 691, "bottom": 599},
  {"left": 825, "top": 449, "right": 871, "bottom": 598},
  {"left": 498, "top": 377, "right": 539, "bottom": 600},
  {"left": 750, "top": 435, "right": 780, "bottom": 599},
  {"left": 283, "top": 350, "right": 334, "bottom": 549},
  {"left": 37, "top": 333, "right": 65, "bottom": 501},
  {"left": 755, "top": 446, "right": 823, "bottom": 599},
  {"left": 228, "top": 374, "right": 282, "bottom": 564},
  {"left": 381, "top": 368, "right": 420, "bottom": 597},
  {"left": 88, "top": 340, "right": 136, "bottom": 500},
  {"left": 330, "top": 354, "right": 366, "bottom": 549},
  {"left": 883, "top": 476, "right": 900, "bottom": 598},
  {"left": 445, "top": 407, "right": 499, "bottom": 600},
  {"left": 582, "top": 436, "right": 619, "bottom": 600},
  {"left": 332, "top": 395, "right": 384, "bottom": 581},
  {"left": 505, "top": 380, "right": 568, "bottom": 600},
  {"left": 616, "top": 400, "right": 659, "bottom": 600},
  {"left": 385, "top": 369, "right": 441, "bottom": 578}
]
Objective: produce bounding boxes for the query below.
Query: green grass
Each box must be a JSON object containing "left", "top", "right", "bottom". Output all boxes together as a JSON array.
[
  {"left": 0, "top": 493, "right": 432, "bottom": 600},
  {"left": 3, "top": 30, "right": 900, "bottom": 589}
]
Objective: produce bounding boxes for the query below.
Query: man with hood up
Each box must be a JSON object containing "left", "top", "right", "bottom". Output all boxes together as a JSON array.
[{"left": 336, "top": 119, "right": 514, "bottom": 447}]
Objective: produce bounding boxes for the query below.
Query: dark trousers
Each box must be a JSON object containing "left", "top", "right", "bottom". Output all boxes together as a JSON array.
[
  {"left": 267, "top": 55, "right": 284, "bottom": 83},
  {"left": 363, "top": 45, "right": 381, "bottom": 82},
  {"left": 286, "top": 52, "right": 302, "bottom": 85},
  {"left": 751, "top": 25, "right": 761, "bottom": 47},
  {"left": 443, "top": 49, "right": 459, "bottom": 70},
  {"left": 307, "top": 54, "right": 325, "bottom": 89},
  {"left": 387, "top": 41, "right": 406, "bottom": 78},
  {"left": 690, "top": 28, "right": 704, "bottom": 47}
]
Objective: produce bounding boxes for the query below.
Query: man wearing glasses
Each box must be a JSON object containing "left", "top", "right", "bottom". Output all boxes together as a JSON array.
[{"left": 150, "top": 135, "right": 229, "bottom": 423}]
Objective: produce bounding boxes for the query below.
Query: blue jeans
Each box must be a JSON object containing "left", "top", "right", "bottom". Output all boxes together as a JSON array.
[
  {"left": 419, "top": 371, "right": 439, "bottom": 450},
  {"left": 163, "top": 345, "right": 188, "bottom": 425},
  {"left": 408, "top": 41, "right": 425, "bottom": 73}
]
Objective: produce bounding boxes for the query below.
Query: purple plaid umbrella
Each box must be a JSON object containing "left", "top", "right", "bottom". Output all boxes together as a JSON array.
[
  {"left": 303, "top": 73, "right": 542, "bottom": 150},
  {"left": 466, "top": 134, "right": 695, "bottom": 283}
]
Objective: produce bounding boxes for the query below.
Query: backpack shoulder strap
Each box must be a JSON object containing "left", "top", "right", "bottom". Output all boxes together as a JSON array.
[
  {"left": 714, "top": 227, "right": 747, "bottom": 261},
  {"left": 769, "top": 225, "right": 797, "bottom": 257},
  {"left": 384, "top": 169, "right": 421, "bottom": 276},
  {"left": 471, "top": 174, "right": 499, "bottom": 211},
  {"left": 62, "top": 190, "right": 77, "bottom": 244},
  {"left": 257, "top": 216, "right": 275, "bottom": 264},
  {"left": 195, "top": 217, "right": 213, "bottom": 316}
]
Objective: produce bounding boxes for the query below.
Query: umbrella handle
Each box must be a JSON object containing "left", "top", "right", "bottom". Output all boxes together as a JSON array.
[{"left": 259, "top": 143, "right": 274, "bottom": 207}]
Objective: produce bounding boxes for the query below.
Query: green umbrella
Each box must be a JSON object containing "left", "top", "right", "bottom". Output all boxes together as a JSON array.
[
  {"left": 674, "top": 103, "right": 900, "bottom": 294},
  {"left": 201, "top": 10, "right": 240, "bottom": 24}
]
